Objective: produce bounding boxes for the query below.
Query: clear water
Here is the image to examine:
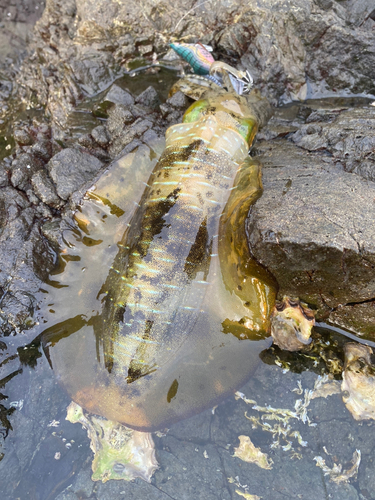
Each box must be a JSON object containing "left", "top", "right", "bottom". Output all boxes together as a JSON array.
[
  {"left": 1, "top": 328, "right": 370, "bottom": 500},
  {"left": 0, "top": 77, "right": 373, "bottom": 499}
]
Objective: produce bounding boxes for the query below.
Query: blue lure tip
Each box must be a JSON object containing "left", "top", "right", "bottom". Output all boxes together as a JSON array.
[{"left": 170, "top": 42, "right": 215, "bottom": 76}]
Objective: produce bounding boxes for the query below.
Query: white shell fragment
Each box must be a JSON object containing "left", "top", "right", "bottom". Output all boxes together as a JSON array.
[
  {"left": 314, "top": 449, "right": 361, "bottom": 484},
  {"left": 341, "top": 343, "right": 375, "bottom": 421},
  {"left": 235, "top": 490, "right": 261, "bottom": 500},
  {"left": 233, "top": 435, "right": 273, "bottom": 470},
  {"left": 228, "top": 476, "right": 261, "bottom": 499},
  {"left": 66, "top": 401, "right": 158, "bottom": 483},
  {"left": 235, "top": 374, "right": 340, "bottom": 455}
]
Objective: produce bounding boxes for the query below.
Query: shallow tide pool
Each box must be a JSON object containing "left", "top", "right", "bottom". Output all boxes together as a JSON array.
[{"left": 0, "top": 81, "right": 374, "bottom": 499}]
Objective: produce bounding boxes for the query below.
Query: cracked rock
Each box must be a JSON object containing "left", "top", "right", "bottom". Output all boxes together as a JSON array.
[
  {"left": 107, "top": 118, "right": 153, "bottom": 158},
  {"left": 47, "top": 148, "right": 103, "bottom": 200},
  {"left": 91, "top": 125, "right": 110, "bottom": 148},
  {"left": 104, "top": 84, "right": 135, "bottom": 107},
  {"left": 291, "top": 107, "right": 375, "bottom": 182},
  {"left": 31, "top": 170, "right": 62, "bottom": 208},
  {"left": 106, "top": 104, "right": 135, "bottom": 138},
  {"left": 13, "top": 128, "right": 33, "bottom": 146},
  {"left": 135, "top": 86, "right": 160, "bottom": 109},
  {"left": 10, "top": 153, "right": 44, "bottom": 191},
  {"left": 248, "top": 134, "right": 375, "bottom": 337}
]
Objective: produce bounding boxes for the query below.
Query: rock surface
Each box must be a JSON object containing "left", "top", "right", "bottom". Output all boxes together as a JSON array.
[
  {"left": 248, "top": 102, "right": 375, "bottom": 337},
  {"left": 0, "top": 1, "right": 375, "bottom": 499},
  {"left": 13, "top": 0, "right": 375, "bottom": 128},
  {"left": 0, "top": 341, "right": 370, "bottom": 500},
  {"left": 47, "top": 148, "right": 103, "bottom": 200}
]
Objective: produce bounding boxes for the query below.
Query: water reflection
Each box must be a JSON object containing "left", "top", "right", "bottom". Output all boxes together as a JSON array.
[{"left": 1, "top": 95, "right": 375, "bottom": 498}]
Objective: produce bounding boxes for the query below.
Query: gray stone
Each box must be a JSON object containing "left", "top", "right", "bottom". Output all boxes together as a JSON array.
[
  {"left": 105, "top": 84, "right": 135, "bottom": 106},
  {"left": 68, "top": 49, "right": 115, "bottom": 96},
  {"left": 135, "top": 85, "right": 160, "bottom": 109},
  {"left": 47, "top": 148, "right": 103, "bottom": 200},
  {"left": 292, "top": 107, "right": 375, "bottom": 182},
  {"left": 78, "top": 133, "right": 96, "bottom": 148},
  {"left": 31, "top": 169, "right": 62, "bottom": 208},
  {"left": 13, "top": 128, "right": 33, "bottom": 146},
  {"left": 0, "top": 162, "right": 9, "bottom": 187},
  {"left": 142, "top": 128, "right": 160, "bottom": 144},
  {"left": 10, "top": 153, "right": 43, "bottom": 191},
  {"left": 248, "top": 134, "right": 375, "bottom": 336},
  {"left": 41, "top": 219, "right": 63, "bottom": 249},
  {"left": 25, "top": 188, "right": 40, "bottom": 205},
  {"left": 108, "top": 118, "right": 153, "bottom": 157},
  {"left": 0, "top": 186, "right": 54, "bottom": 333},
  {"left": 138, "top": 44, "right": 153, "bottom": 56},
  {"left": 31, "top": 139, "right": 53, "bottom": 162},
  {"left": 159, "top": 102, "right": 183, "bottom": 124},
  {"left": 27, "top": 0, "right": 375, "bottom": 121},
  {"left": 359, "top": 453, "right": 375, "bottom": 499},
  {"left": 166, "top": 90, "right": 189, "bottom": 109},
  {"left": 106, "top": 104, "right": 135, "bottom": 137},
  {"left": 345, "top": 0, "right": 375, "bottom": 26},
  {"left": 91, "top": 124, "right": 110, "bottom": 147}
]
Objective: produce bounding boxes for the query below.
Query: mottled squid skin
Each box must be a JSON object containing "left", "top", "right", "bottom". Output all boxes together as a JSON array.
[{"left": 51, "top": 89, "right": 276, "bottom": 431}]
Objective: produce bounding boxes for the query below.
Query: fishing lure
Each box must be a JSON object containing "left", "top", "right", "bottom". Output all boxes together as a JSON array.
[
  {"left": 170, "top": 42, "right": 215, "bottom": 75},
  {"left": 170, "top": 41, "right": 254, "bottom": 94}
]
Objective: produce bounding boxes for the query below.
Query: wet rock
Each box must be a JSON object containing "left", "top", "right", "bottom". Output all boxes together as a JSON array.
[
  {"left": 166, "top": 90, "right": 189, "bottom": 109},
  {"left": 31, "top": 170, "right": 62, "bottom": 208},
  {"left": 142, "top": 128, "right": 160, "bottom": 144},
  {"left": 25, "top": 188, "right": 40, "bottom": 205},
  {"left": 104, "top": 84, "right": 135, "bottom": 106},
  {"left": 159, "top": 104, "right": 183, "bottom": 124},
  {"left": 345, "top": 0, "right": 375, "bottom": 26},
  {"left": 138, "top": 44, "right": 153, "bottom": 57},
  {"left": 10, "top": 153, "right": 44, "bottom": 191},
  {"left": 41, "top": 219, "right": 64, "bottom": 249},
  {"left": 91, "top": 125, "right": 110, "bottom": 148},
  {"left": 107, "top": 117, "right": 153, "bottom": 158},
  {"left": 68, "top": 49, "right": 116, "bottom": 96},
  {"left": 14, "top": 0, "right": 375, "bottom": 122},
  {"left": 47, "top": 148, "right": 103, "bottom": 200},
  {"left": 292, "top": 107, "right": 375, "bottom": 182},
  {"left": 106, "top": 104, "right": 135, "bottom": 138},
  {"left": 0, "top": 186, "right": 56, "bottom": 333},
  {"left": 159, "top": 90, "right": 188, "bottom": 123},
  {"left": 135, "top": 86, "right": 160, "bottom": 109},
  {"left": 31, "top": 139, "right": 53, "bottom": 162},
  {"left": 0, "top": 163, "right": 9, "bottom": 187},
  {"left": 248, "top": 125, "right": 375, "bottom": 336},
  {"left": 78, "top": 133, "right": 96, "bottom": 148},
  {"left": 13, "top": 128, "right": 33, "bottom": 146}
]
